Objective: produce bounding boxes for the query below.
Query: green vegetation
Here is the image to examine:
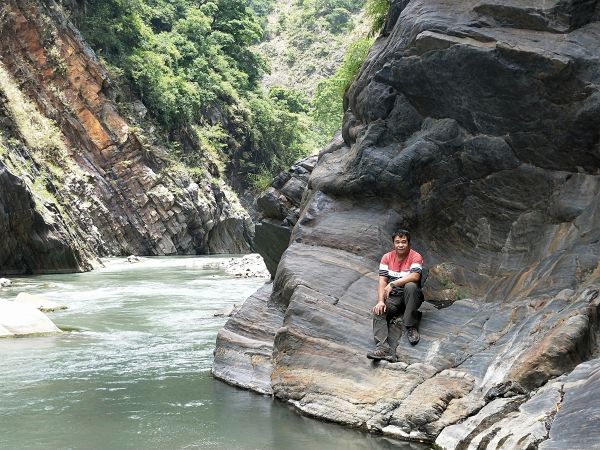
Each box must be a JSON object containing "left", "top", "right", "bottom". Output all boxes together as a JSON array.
[
  {"left": 32, "top": 175, "right": 59, "bottom": 205},
  {"left": 258, "top": 0, "right": 388, "bottom": 147},
  {"left": 312, "top": 36, "right": 373, "bottom": 141},
  {"left": 257, "top": 0, "right": 369, "bottom": 95},
  {"left": 69, "top": 0, "right": 312, "bottom": 190},
  {"left": 365, "top": 0, "right": 388, "bottom": 35},
  {"left": 0, "top": 61, "right": 67, "bottom": 163},
  {"left": 68, "top": 0, "right": 387, "bottom": 191}
]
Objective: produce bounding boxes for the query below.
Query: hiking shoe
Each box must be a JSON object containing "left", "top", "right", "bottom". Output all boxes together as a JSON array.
[
  {"left": 407, "top": 327, "right": 420, "bottom": 345},
  {"left": 367, "top": 348, "right": 393, "bottom": 361}
]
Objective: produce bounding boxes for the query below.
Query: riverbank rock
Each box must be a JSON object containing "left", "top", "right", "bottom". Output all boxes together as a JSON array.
[
  {"left": 0, "top": 299, "right": 62, "bottom": 337},
  {"left": 214, "top": 1, "right": 600, "bottom": 447},
  {"left": 15, "top": 292, "right": 67, "bottom": 312},
  {"left": 212, "top": 283, "right": 282, "bottom": 395},
  {"left": 219, "top": 254, "right": 270, "bottom": 279},
  {"left": 213, "top": 304, "right": 240, "bottom": 317},
  {"left": 253, "top": 153, "right": 323, "bottom": 277}
]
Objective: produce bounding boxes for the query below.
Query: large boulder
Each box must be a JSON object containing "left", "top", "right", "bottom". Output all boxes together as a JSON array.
[
  {"left": 0, "top": 299, "right": 62, "bottom": 337},
  {"left": 214, "top": 1, "right": 600, "bottom": 447}
]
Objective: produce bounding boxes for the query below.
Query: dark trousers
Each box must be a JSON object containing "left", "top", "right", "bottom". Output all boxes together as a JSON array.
[{"left": 373, "top": 282, "right": 423, "bottom": 352}]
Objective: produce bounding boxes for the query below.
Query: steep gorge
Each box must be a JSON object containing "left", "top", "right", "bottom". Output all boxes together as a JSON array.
[
  {"left": 214, "top": 1, "right": 600, "bottom": 447},
  {"left": 0, "top": 0, "right": 252, "bottom": 274}
]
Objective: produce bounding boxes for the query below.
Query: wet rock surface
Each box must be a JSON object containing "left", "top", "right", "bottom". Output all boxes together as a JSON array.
[{"left": 214, "top": 1, "right": 600, "bottom": 447}]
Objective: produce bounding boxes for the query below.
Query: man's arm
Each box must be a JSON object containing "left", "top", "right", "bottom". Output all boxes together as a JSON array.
[
  {"left": 373, "top": 276, "right": 389, "bottom": 315},
  {"left": 381, "top": 272, "right": 421, "bottom": 302}
]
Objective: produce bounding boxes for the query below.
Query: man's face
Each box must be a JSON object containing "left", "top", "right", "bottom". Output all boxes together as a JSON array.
[{"left": 393, "top": 236, "right": 410, "bottom": 255}]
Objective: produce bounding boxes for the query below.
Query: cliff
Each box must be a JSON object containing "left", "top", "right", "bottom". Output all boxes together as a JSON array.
[
  {"left": 213, "top": 1, "right": 600, "bottom": 447},
  {"left": 0, "top": 0, "right": 252, "bottom": 274}
]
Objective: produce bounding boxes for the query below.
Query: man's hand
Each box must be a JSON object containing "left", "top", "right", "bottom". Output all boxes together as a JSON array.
[
  {"left": 383, "top": 283, "right": 393, "bottom": 299},
  {"left": 373, "top": 301, "right": 386, "bottom": 315}
]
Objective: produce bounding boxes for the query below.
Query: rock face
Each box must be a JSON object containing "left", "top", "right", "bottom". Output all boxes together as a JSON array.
[
  {"left": 254, "top": 152, "right": 323, "bottom": 277},
  {"left": 0, "top": 0, "right": 252, "bottom": 274},
  {"left": 213, "top": 283, "right": 283, "bottom": 394},
  {"left": 0, "top": 162, "right": 92, "bottom": 273},
  {"left": 214, "top": 1, "right": 600, "bottom": 447}
]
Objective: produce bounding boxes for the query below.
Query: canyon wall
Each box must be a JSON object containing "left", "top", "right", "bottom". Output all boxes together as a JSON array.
[{"left": 0, "top": 0, "right": 252, "bottom": 274}]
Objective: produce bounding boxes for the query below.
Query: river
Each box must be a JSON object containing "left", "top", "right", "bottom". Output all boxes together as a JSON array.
[{"left": 0, "top": 257, "right": 424, "bottom": 450}]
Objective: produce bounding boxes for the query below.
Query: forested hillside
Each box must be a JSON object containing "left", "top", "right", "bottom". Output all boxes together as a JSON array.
[
  {"left": 256, "top": 0, "right": 367, "bottom": 96},
  {"left": 256, "top": 0, "right": 384, "bottom": 149},
  {"left": 62, "top": 0, "right": 386, "bottom": 190},
  {"left": 62, "top": 0, "right": 310, "bottom": 191}
]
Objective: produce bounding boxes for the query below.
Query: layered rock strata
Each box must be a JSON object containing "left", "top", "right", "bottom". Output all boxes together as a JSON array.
[
  {"left": 0, "top": 0, "right": 252, "bottom": 274},
  {"left": 214, "top": 1, "right": 600, "bottom": 447},
  {"left": 213, "top": 283, "right": 282, "bottom": 394}
]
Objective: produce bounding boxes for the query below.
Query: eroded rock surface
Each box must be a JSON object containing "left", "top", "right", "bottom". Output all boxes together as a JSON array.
[
  {"left": 214, "top": 1, "right": 600, "bottom": 447},
  {"left": 213, "top": 283, "right": 283, "bottom": 394},
  {"left": 254, "top": 151, "right": 324, "bottom": 277},
  {"left": 0, "top": 0, "right": 252, "bottom": 274}
]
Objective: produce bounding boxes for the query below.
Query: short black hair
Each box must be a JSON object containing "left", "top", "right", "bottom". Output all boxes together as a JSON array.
[{"left": 392, "top": 229, "right": 411, "bottom": 243}]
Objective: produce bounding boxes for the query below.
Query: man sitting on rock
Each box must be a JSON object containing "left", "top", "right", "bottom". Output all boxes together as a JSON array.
[{"left": 368, "top": 229, "right": 424, "bottom": 361}]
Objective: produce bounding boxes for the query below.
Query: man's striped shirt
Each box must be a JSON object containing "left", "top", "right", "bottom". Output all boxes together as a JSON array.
[{"left": 379, "top": 249, "right": 424, "bottom": 295}]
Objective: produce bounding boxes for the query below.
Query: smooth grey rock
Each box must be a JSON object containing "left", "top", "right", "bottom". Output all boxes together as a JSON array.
[
  {"left": 215, "top": 0, "right": 600, "bottom": 447},
  {"left": 438, "top": 357, "right": 600, "bottom": 450},
  {"left": 254, "top": 221, "right": 292, "bottom": 277},
  {"left": 540, "top": 358, "right": 600, "bottom": 450},
  {"left": 256, "top": 188, "right": 286, "bottom": 221},
  {"left": 212, "top": 283, "right": 282, "bottom": 395}
]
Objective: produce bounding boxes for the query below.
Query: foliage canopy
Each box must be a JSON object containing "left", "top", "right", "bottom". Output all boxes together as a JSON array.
[{"left": 74, "top": 0, "right": 386, "bottom": 190}]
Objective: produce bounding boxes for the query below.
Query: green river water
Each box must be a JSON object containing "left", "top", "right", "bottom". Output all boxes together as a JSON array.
[{"left": 0, "top": 257, "right": 425, "bottom": 450}]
